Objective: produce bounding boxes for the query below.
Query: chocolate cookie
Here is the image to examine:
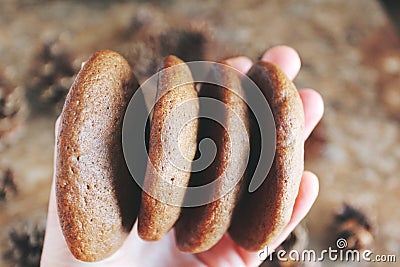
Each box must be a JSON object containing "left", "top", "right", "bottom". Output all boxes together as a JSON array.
[
  {"left": 175, "top": 61, "right": 250, "bottom": 252},
  {"left": 229, "top": 61, "right": 304, "bottom": 251},
  {"left": 56, "top": 50, "right": 140, "bottom": 262},
  {"left": 138, "top": 55, "right": 199, "bottom": 241}
]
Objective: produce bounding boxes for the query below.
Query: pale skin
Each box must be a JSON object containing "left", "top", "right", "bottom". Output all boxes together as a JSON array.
[{"left": 41, "top": 45, "right": 324, "bottom": 267}]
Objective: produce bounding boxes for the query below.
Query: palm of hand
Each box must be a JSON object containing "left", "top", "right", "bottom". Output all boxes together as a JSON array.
[{"left": 41, "top": 46, "right": 323, "bottom": 267}]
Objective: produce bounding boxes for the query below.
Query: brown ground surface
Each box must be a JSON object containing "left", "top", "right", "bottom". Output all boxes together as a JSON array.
[{"left": 1, "top": 0, "right": 399, "bottom": 266}]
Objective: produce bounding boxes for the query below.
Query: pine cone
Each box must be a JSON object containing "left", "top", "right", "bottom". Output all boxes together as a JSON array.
[
  {"left": 0, "top": 72, "right": 27, "bottom": 148},
  {"left": 0, "top": 168, "right": 17, "bottom": 202},
  {"left": 3, "top": 222, "right": 45, "bottom": 267},
  {"left": 333, "top": 204, "right": 374, "bottom": 251},
  {"left": 25, "top": 40, "right": 77, "bottom": 114}
]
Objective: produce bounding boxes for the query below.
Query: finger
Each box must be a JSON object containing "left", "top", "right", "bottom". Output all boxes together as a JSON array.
[
  {"left": 226, "top": 46, "right": 301, "bottom": 80},
  {"left": 55, "top": 116, "right": 61, "bottom": 130},
  {"left": 299, "top": 89, "right": 324, "bottom": 140},
  {"left": 261, "top": 45, "right": 301, "bottom": 81},
  {"left": 225, "top": 56, "right": 253, "bottom": 75},
  {"left": 269, "top": 171, "right": 319, "bottom": 249},
  {"left": 195, "top": 234, "right": 248, "bottom": 267},
  {"left": 228, "top": 171, "right": 319, "bottom": 266}
]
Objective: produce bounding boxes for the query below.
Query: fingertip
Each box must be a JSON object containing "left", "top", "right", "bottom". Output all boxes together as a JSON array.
[
  {"left": 196, "top": 234, "right": 250, "bottom": 267},
  {"left": 268, "top": 171, "right": 319, "bottom": 250},
  {"left": 299, "top": 89, "right": 324, "bottom": 139},
  {"left": 55, "top": 116, "right": 61, "bottom": 136},
  {"left": 261, "top": 45, "right": 301, "bottom": 80},
  {"left": 225, "top": 56, "right": 253, "bottom": 75},
  {"left": 301, "top": 171, "right": 320, "bottom": 201},
  {"left": 300, "top": 89, "right": 324, "bottom": 116},
  {"left": 291, "top": 171, "right": 319, "bottom": 224}
]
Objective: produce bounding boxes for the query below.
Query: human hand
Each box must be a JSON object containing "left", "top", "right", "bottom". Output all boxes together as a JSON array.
[{"left": 41, "top": 45, "right": 323, "bottom": 267}]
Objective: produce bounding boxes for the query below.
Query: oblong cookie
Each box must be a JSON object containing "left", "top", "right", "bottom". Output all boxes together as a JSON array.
[
  {"left": 229, "top": 61, "right": 304, "bottom": 251},
  {"left": 56, "top": 50, "right": 141, "bottom": 262},
  {"left": 175, "top": 61, "right": 250, "bottom": 252},
  {"left": 138, "top": 55, "right": 199, "bottom": 241}
]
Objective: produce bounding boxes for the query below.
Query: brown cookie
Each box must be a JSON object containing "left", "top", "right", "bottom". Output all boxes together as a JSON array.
[
  {"left": 229, "top": 61, "right": 304, "bottom": 251},
  {"left": 56, "top": 50, "right": 141, "bottom": 262},
  {"left": 138, "top": 55, "right": 199, "bottom": 241},
  {"left": 175, "top": 61, "right": 250, "bottom": 252}
]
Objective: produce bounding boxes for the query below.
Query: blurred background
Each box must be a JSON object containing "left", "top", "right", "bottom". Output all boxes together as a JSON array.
[{"left": 1, "top": 0, "right": 399, "bottom": 266}]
